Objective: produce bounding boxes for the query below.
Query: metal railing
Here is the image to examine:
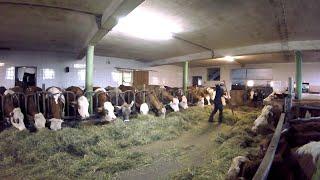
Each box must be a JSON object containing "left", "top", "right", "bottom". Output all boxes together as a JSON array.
[{"left": 253, "top": 113, "right": 286, "bottom": 180}]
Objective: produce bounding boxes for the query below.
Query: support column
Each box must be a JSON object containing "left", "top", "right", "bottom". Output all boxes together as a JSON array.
[
  {"left": 86, "top": 45, "right": 94, "bottom": 114},
  {"left": 295, "top": 51, "right": 302, "bottom": 100},
  {"left": 183, "top": 61, "right": 189, "bottom": 95}
]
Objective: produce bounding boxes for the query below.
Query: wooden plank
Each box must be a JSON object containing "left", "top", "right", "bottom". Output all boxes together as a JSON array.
[{"left": 253, "top": 113, "right": 285, "bottom": 180}]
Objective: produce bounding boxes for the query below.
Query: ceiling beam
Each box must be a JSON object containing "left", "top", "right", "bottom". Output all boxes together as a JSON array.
[
  {"left": 148, "top": 40, "right": 320, "bottom": 66},
  {"left": 77, "top": 0, "right": 145, "bottom": 59},
  {"left": 147, "top": 51, "right": 214, "bottom": 67}
]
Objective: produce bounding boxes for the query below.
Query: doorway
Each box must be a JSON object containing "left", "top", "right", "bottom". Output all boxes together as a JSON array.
[
  {"left": 15, "top": 66, "right": 37, "bottom": 88},
  {"left": 192, "top": 76, "right": 202, "bottom": 86}
]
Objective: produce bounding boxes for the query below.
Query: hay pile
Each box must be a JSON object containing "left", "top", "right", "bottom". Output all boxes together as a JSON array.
[
  {"left": 171, "top": 107, "right": 262, "bottom": 180},
  {"left": 0, "top": 107, "right": 211, "bottom": 179}
]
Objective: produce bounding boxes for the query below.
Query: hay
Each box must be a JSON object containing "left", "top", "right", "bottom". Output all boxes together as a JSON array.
[
  {"left": 0, "top": 106, "right": 212, "bottom": 179},
  {"left": 0, "top": 106, "right": 261, "bottom": 179},
  {"left": 170, "top": 107, "right": 261, "bottom": 180}
]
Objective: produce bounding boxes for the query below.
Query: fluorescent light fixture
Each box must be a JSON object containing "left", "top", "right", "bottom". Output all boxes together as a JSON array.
[
  {"left": 224, "top": 56, "right": 235, "bottom": 62},
  {"left": 0, "top": 63, "right": 4, "bottom": 66},
  {"left": 247, "top": 80, "right": 254, "bottom": 87},
  {"left": 113, "top": 8, "right": 182, "bottom": 40}
]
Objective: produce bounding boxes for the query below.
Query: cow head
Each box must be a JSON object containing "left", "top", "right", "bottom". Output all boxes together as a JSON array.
[
  {"left": 77, "top": 96, "right": 90, "bottom": 119},
  {"left": 49, "top": 118, "right": 64, "bottom": 131},
  {"left": 206, "top": 87, "right": 216, "bottom": 100},
  {"left": 197, "top": 97, "right": 205, "bottom": 107},
  {"left": 169, "top": 98, "right": 180, "bottom": 112},
  {"left": 179, "top": 96, "right": 188, "bottom": 109},
  {"left": 121, "top": 101, "right": 134, "bottom": 122},
  {"left": 103, "top": 101, "right": 117, "bottom": 122},
  {"left": 34, "top": 113, "right": 46, "bottom": 130},
  {"left": 10, "top": 108, "right": 26, "bottom": 131},
  {"left": 140, "top": 103, "right": 149, "bottom": 115}
]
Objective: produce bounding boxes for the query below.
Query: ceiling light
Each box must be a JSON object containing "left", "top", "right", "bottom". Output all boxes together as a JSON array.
[
  {"left": 0, "top": 63, "right": 4, "bottom": 66},
  {"left": 113, "top": 8, "right": 182, "bottom": 40},
  {"left": 224, "top": 56, "right": 235, "bottom": 62}
]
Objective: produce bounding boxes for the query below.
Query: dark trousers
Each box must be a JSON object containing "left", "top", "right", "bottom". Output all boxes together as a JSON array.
[{"left": 208, "top": 103, "right": 223, "bottom": 123}]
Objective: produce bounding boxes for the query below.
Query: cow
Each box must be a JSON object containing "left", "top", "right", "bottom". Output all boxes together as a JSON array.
[
  {"left": 186, "top": 88, "right": 204, "bottom": 106},
  {"left": 118, "top": 101, "right": 134, "bottom": 122},
  {"left": 65, "top": 86, "right": 89, "bottom": 119},
  {"left": 24, "top": 86, "right": 46, "bottom": 130},
  {"left": 136, "top": 85, "right": 179, "bottom": 112},
  {"left": 135, "top": 91, "right": 166, "bottom": 117},
  {"left": 0, "top": 86, "right": 6, "bottom": 95},
  {"left": 140, "top": 102, "right": 149, "bottom": 115},
  {"left": 252, "top": 105, "right": 274, "bottom": 134},
  {"left": 179, "top": 95, "right": 188, "bottom": 109},
  {"left": 157, "top": 88, "right": 180, "bottom": 112},
  {"left": 1, "top": 89, "right": 26, "bottom": 131},
  {"left": 93, "top": 87, "right": 116, "bottom": 122},
  {"left": 236, "top": 121, "right": 320, "bottom": 180},
  {"left": 46, "top": 87, "right": 65, "bottom": 130},
  {"left": 226, "top": 156, "right": 249, "bottom": 180}
]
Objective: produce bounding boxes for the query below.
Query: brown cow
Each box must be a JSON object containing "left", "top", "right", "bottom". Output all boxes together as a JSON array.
[
  {"left": 46, "top": 87, "right": 64, "bottom": 130},
  {"left": 1, "top": 89, "right": 25, "bottom": 131},
  {"left": 24, "top": 86, "right": 46, "bottom": 130},
  {"left": 93, "top": 87, "right": 116, "bottom": 122},
  {"left": 65, "top": 86, "right": 89, "bottom": 119},
  {"left": 135, "top": 90, "right": 165, "bottom": 117}
]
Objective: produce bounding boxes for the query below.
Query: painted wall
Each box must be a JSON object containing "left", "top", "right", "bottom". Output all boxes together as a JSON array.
[
  {"left": 148, "top": 65, "right": 183, "bottom": 87},
  {"left": 0, "top": 50, "right": 145, "bottom": 88},
  {"left": 189, "top": 62, "right": 320, "bottom": 90}
]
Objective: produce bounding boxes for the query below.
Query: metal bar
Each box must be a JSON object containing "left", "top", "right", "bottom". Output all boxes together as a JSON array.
[
  {"left": 253, "top": 113, "right": 286, "bottom": 180},
  {"left": 289, "top": 116, "right": 320, "bottom": 122},
  {"left": 295, "top": 50, "right": 302, "bottom": 100},
  {"left": 85, "top": 45, "right": 94, "bottom": 114}
]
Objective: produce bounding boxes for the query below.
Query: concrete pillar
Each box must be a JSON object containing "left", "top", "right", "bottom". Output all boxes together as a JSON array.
[
  {"left": 85, "top": 45, "right": 94, "bottom": 114},
  {"left": 183, "top": 61, "right": 189, "bottom": 95},
  {"left": 295, "top": 51, "right": 302, "bottom": 100}
]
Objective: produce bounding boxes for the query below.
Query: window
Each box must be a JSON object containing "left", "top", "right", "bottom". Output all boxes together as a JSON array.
[
  {"left": 6, "top": 67, "right": 15, "bottom": 80},
  {"left": 114, "top": 70, "right": 133, "bottom": 86},
  {"left": 78, "top": 69, "right": 86, "bottom": 81},
  {"left": 42, "top": 69, "right": 55, "bottom": 80},
  {"left": 231, "top": 68, "right": 272, "bottom": 86},
  {"left": 207, "top": 68, "right": 220, "bottom": 81},
  {"left": 122, "top": 71, "right": 132, "bottom": 86}
]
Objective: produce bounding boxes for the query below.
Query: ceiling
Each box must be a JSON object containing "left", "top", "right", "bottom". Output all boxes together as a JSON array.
[{"left": 1, "top": 0, "right": 320, "bottom": 64}]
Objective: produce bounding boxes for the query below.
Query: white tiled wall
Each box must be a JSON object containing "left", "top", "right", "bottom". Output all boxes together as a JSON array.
[{"left": 0, "top": 50, "right": 145, "bottom": 88}]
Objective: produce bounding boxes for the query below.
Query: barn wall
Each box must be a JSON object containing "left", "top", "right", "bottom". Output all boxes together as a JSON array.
[
  {"left": 148, "top": 65, "right": 183, "bottom": 87},
  {"left": 0, "top": 50, "right": 145, "bottom": 88},
  {"left": 189, "top": 62, "right": 320, "bottom": 90}
]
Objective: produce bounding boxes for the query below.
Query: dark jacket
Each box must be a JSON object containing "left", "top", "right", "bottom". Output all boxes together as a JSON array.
[{"left": 214, "top": 85, "right": 224, "bottom": 105}]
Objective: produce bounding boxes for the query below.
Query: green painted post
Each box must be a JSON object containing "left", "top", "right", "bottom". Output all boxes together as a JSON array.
[
  {"left": 295, "top": 51, "right": 302, "bottom": 100},
  {"left": 183, "top": 61, "right": 189, "bottom": 95},
  {"left": 86, "top": 45, "right": 94, "bottom": 114}
]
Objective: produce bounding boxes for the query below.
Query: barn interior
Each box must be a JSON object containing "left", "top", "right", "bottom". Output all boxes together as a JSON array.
[{"left": 1, "top": 0, "right": 320, "bottom": 179}]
